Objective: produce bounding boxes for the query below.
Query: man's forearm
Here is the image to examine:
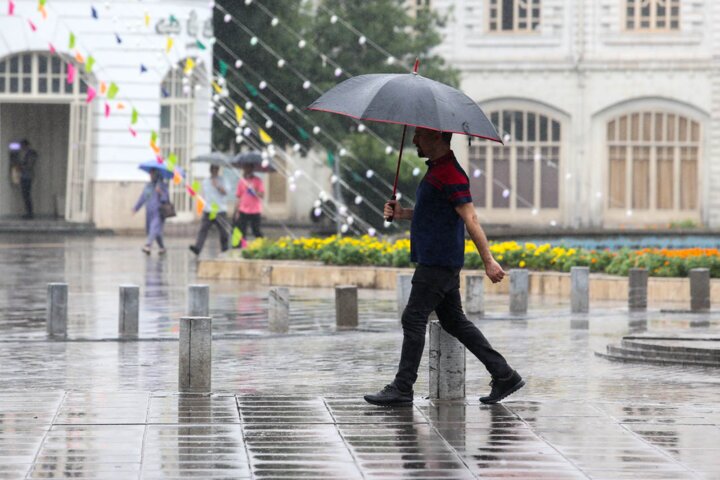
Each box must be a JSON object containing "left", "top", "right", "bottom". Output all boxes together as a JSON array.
[
  {"left": 466, "top": 219, "right": 493, "bottom": 264},
  {"left": 398, "top": 208, "right": 413, "bottom": 220}
]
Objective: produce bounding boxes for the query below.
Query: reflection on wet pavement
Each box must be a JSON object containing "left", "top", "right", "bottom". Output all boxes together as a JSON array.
[{"left": 1, "top": 235, "right": 720, "bottom": 478}]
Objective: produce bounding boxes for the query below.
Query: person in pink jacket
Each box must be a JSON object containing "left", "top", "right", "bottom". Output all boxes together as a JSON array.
[{"left": 234, "top": 164, "right": 265, "bottom": 242}]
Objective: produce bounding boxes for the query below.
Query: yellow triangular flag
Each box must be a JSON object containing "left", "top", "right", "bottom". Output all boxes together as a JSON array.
[
  {"left": 212, "top": 81, "right": 222, "bottom": 94},
  {"left": 144, "top": 11, "right": 150, "bottom": 27},
  {"left": 165, "top": 37, "right": 173, "bottom": 53},
  {"left": 234, "top": 104, "right": 244, "bottom": 123},
  {"left": 259, "top": 128, "right": 273, "bottom": 144},
  {"left": 184, "top": 58, "right": 195, "bottom": 74}
]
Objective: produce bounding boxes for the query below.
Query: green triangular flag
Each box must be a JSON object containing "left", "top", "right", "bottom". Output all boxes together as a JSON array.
[
  {"left": 326, "top": 151, "right": 335, "bottom": 167},
  {"left": 219, "top": 60, "right": 228, "bottom": 77},
  {"left": 151, "top": 130, "right": 158, "bottom": 144},
  {"left": 107, "top": 82, "right": 119, "bottom": 99},
  {"left": 84, "top": 56, "right": 95, "bottom": 73},
  {"left": 208, "top": 202, "right": 219, "bottom": 220},
  {"left": 166, "top": 152, "right": 177, "bottom": 170},
  {"left": 351, "top": 172, "right": 362, "bottom": 182},
  {"left": 69, "top": 32, "right": 76, "bottom": 49},
  {"left": 231, "top": 227, "right": 243, "bottom": 247},
  {"left": 297, "top": 127, "right": 310, "bottom": 140},
  {"left": 267, "top": 102, "right": 280, "bottom": 112},
  {"left": 192, "top": 180, "right": 201, "bottom": 193},
  {"left": 196, "top": 39, "right": 206, "bottom": 50},
  {"left": 131, "top": 108, "right": 138, "bottom": 125},
  {"left": 244, "top": 81, "right": 258, "bottom": 97}
]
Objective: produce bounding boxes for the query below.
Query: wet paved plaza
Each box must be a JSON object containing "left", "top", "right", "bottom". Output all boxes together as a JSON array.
[{"left": 1, "top": 234, "right": 720, "bottom": 479}]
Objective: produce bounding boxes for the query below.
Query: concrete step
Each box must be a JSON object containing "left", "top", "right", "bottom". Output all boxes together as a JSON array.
[
  {"left": 606, "top": 344, "right": 720, "bottom": 365},
  {"left": 0, "top": 219, "right": 111, "bottom": 235},
  {"left": 621, "top": 339, "right": 720, "bottom": 359},
  {"left": 597, "top": 347, "right": 720, "bottom": 368}
]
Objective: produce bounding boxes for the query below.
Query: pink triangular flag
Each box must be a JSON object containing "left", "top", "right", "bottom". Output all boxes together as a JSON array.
[
  {"left": 9, "top": 0, "right": 15, "bottom": 15},
  {"left": 104, "top": 102, "right": 110, "bottom": 118},
  {"left": 66, "top": 63, "right": 75, "bottom": 84},
  {"left": 129, "top": 127, "right": 137, "bottom": 137},
  {"left": 86, "top": 85, "right": 96, "bottom": 103},
  {"left": 28, "top": 19, "right": 37, "bottom": 31},
  {"left": 156, "top": 155, "right": 164, "bottom": 163},
  {"left": 48, "top": 42, "right": 56, "bottom": 54}
]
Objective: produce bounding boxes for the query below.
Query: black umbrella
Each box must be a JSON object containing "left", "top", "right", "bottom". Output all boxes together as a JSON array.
[
  {"left": 231, "top": 151, "right": 275, "bottom": 172},
  {"left": 308, "top": 60, "right": 502, "bottom": 220},
  {"left": 191, "top": 152, "right": 232, "bottom": 166}
]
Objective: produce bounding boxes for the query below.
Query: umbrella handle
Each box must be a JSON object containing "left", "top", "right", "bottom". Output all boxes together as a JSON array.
[{"left": 385, "top": 194, "right": 397, "bottom": 223}]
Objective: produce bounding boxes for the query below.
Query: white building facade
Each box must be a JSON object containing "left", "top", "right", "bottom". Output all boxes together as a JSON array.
[
  {"left": 0, "top": 0, "right": 213, "bottom": 229},
  {"left": 431, "top": 0, "right": 720, "bottom": 228}
]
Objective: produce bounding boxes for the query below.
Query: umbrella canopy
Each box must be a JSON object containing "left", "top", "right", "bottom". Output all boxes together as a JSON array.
[
  {"left": 232, "top": 151, "right": 275, "bottom": 172},
  {"left": 191, "top": 152, "right": 232, "bottom": 166},
  {"left": 138, "top": 160, "right": 175, "bottom": 180},
  {"left": 308, "top": 72, "right": 502, "bottom": 142}
]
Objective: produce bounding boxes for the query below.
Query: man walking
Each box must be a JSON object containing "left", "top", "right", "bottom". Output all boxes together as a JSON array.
[
  {"left": 189, "top": 165, "right": 230, "bottom": 256},
  {"left": 364, "top": 127, "right": 524, "bottom": 406}
]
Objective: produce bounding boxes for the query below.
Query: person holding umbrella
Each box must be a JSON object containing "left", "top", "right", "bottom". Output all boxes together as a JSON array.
[
  {"left": 234, "top": 163, "right": 265, "bottom": 243},
  {"left": 309, "top": 60, "right": 523, "bottom": 405},
  {"left": 133, "top": 165, "right": 171, "bottom": 255},
  {"left": 189, "top": 164, "right": 231, "bottom": 256}
]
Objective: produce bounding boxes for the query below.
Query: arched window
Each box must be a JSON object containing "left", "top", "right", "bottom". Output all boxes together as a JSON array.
[
  {"left": 160, "top": 59, "right": 204, "bottom": 214},
  {"left": 0, "top": 51, "right": 88, "bottom": 96},
  {"left": 488, "top": 0, "right": 541, "bottom": 32},
  {"left": 607, "top": 111, "right": 700, "bottom": 213},
  {"left": 469, "top": 109, "right": 561, "bottom": 214},
  {"left": 625, "top": 0, "right": 680, "bottom": 31}
]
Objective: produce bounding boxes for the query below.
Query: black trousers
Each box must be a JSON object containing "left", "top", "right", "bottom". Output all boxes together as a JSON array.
[
  {"left": 237, "top": 212, "right": 263, "bottom": 239},
  {"left": 393, "top": 264, "right": 512, "bottom": 392},
  {"left": 193, "top": 212, "right": 229, "bottom": 253},
  {"left": 20, "top": 177, "right": 33, "bottom": 216}
]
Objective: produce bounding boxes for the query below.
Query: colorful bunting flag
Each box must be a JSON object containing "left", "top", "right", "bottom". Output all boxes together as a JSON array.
[
  {"left": 84, "top": 56, "right": 95, "bottom": 73},
  {"left": 234, "top": 104, "right": 244, "bottom": 123},
  {"left": 107, "top": 82, "right": 118, "bottom": 99},
  {"left": 91, "top": 6, "right": 97, "bottom": 18},
  {"left": 144, "top": 11, "right": 150, "bottom": 27},
  {"left": 74, "top": 51, "right": 84, "bottom": 64},
  {"left": 165, "top": 37, "right": 173, "bottom": 53},
  {"left": 38, "top": 0, "right": 45, "bottom": 6},
  {"left": 196, "top": 39, "right": 206, "bottom": 50},
  {"left": 268, "top": 102, "right": 280, "bottom": 112},
  {"left": 131, "top": 108, "right": 138, "bottom": 125},
  {"left": 39, "top": 6, "right": 46, "bottom": 19},
  {"left": 167, "top": 153, "right": 177, "bottom": 170},
  {"left": 86, "top": 86, "right": 96, "bottom": 103},
  {"left": 8, "top": 0, "right": 15, "bottom": 15},
  {"left": 186, "top": 184, "right": 196, "bottom": 196},
  {"left": 209, "top": 202, "right": 219, "bottom": 220},
  {"left": 140, "top": 64, "right": 147, "bottom": 73},
  {"left": 326, "top": 151, "right": 335, "bottom": 167},
  {"left": 129, "top": 127, "right": 137, "bottom": 137},
  {"left": 231, "top": 227, "right": 243, "bottom": 247},
  {"left": 151, "top": 130, "right": 158, "bottom": 144},
  {"left": 184, "top": 58, "right": 195, "bottom": 74},
  {"left": 297, "top": 127, "right": 310, "bottom": 140},
  {"left": 244, "top": 82, "right": 258, "bottom": 97},
  {"left": 191, "top": 180, "right": 201, "bottom": 193},
  {"left": 161, "top": 87, "right": 170, "bottom": 98},
  {"left": 150, "top": 142, "right": 160, "bottom": 154},
  {"left": 212, "top": 81, "right": 222, "bottom": 94},
  {"left": 28, "top": 19, "right": 37, "bottom": 31},
  {"left": 69, "top": 32, "right": 75, "bottom": 49},
  {"left": 66, "top": 63, "right": 75, "bottom": 84},
  {"left": 219, "top": 60, "right": 228, "bottom": 77},
  {"left": 173, "top": 169, "right": 182, "bottom": 185},
  {"left": 259, "top": 128, "right": 273, "bottom": 144},
  {"left": 115, "top": 33, "right": 122, "bottom": 44},
  {"left": 104, "top": 102, "right": 110, "bottom": 117},
  {"left": 195, "top": 197, "right": 205, "bottom": 215},
  {"left": 155, "top": 155, "right": 164, "bottom": 164},
  {"left": 48, "top": 43, "right": 56, "bottom": 54},
  {"left": 116, "top": 102, "right": 125, "bottom": 110}
]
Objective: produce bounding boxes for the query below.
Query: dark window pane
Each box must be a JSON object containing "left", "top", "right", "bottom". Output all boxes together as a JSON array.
[
  {"left": 539, "top": 115, "right": 548, "bottom": 142},
  {"left": 52, "top": 57, "right": 61, "bottom": 74},
  {"left": 52, "top": 78, "right": 60, "bottom": 93},
  {"left": 502, "top": 0, "right": 514, "bottom": 30},
  {"left": 0, "top": 77, "right": 5, "bottom": 92},
  {"left": 516, "top": 147, "right": 534, "bottom": 209},
  {"left": 22, "top": 54, "right": 31, "bottom": 73},
  {"left": 10, "top": 77, "right": 18, "bottom": 92},
  {"left": 161, "top": 106, "right": 171, "bottom": 129},
  {"left": 491, "top": 111, "right": 500, "bottom": 129},
  {"left": 527, "top": 113, "right": 536, "bottom": 141},
  {"left": 552, "top": 121, "right": 561, "bottom": 141},
  {"left": 22, "top": 78, "right": 31, "bottom": 92},
  {"left": 514, "top": 111, "right": 524, "bottom": 141},
  {"left": 39, "top": 78, "right": 47, "bottom": 93},
  {"left": 39, "top": 55, "right": 48, "bottom": 74},
  {"left": 540, "top": 147, "right": 559, "bottom": 208},
  {"left": 0, "top": 60, "right": 6, "bottom": 73},
  {"left": 502, "top": 111, "right": 512, "bottom": 141},
  {"left": 492, "top": 147, "right": 510, "bottom": 208},
  {"left": 10, "top": 56, "right": 18, "bottom": 73},
  {"left": 469, "top": 149, "right": 486, "bottom": 208}
]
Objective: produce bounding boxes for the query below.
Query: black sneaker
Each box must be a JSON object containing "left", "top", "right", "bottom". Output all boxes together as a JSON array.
[
  {"left": 364, "top": 384, "right": 413, "bottom": 406},
  {"left": 189, "top": 245, "right": 200, "bottom": 255},
  {"left": 479, "top": 370, "right": 525, "bottom": 404}
]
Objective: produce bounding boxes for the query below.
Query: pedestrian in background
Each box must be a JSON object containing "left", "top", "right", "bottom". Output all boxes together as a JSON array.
[
  {"left": 234, "top": 164, "right": 265, "bottom": 243},
  {"left": 189, "top": 164, "right": 231, "bottom": 256},
  {"left": 132, "top": 168, "right": 169, "bottom": 255},
  {"left": 13, "top": 139, "right": 38, "bottom": 219}
]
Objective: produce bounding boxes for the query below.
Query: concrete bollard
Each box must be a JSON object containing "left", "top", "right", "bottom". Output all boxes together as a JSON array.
[
  {"left": 335, "top": 285, "right": 358, "bottom": 329},
  {"left": 178, "top": 316, "right": 212, "bottom": 392},
  {"left": 268, "top": 287, "right": 290, "bottom": 333},
  {"left": 689, "top": 268, "right": 710, "bottom": 312},
  {"left": 118, "top": 285, "right": 139, "bottom": 338},
  {"left": 396, "top": 274, "right": 413, "bottom": 319},
  {"left": 46, "top": 283, "right": 68, "bottom": 338},
  {"left": 429, "top": 320, "right": 465, "bottom": 400},
  {"left": 465, "top": 274, "right": 484, "bottom": 315},
  {"left": 188, "top": 284, "right": 209, "bottom": 317},
  {"left": 628, "top": 268, "right": 648, "bottom": 311},
  {"left": 509, "top": 269, "right": 528, "bottom": 314},
  {"left": 571, "top": 267, "right": 589, "bottom": 313}
]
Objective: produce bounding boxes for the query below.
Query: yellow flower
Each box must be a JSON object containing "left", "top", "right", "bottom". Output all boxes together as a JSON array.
[{"left": 519, "top": 260, "right": 526, "bottom": 268}]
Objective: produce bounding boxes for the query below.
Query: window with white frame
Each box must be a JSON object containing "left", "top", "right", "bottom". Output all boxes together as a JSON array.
[
  {"left": 488, "top": 0, "right": 541, "bottom": 33},
  {"left": 625, "top": 0, "right": 680, "bottom": 31},
  {"left": 607, "top": 112, "right": 699, "bottom": 213},
  {"left": 160, "top": 60, "right": 202, "bottom": 214},
  {"left": 0, "top": 52, "right": 88, "bottom": 96},
  {"left": 469, "top": 109, "right": 561, "bottom": 212}
]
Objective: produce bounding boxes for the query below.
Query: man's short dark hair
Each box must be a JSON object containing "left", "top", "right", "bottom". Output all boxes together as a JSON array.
[
  {"left": 20, "top": 139, "right": 29, "bottom": 147},
  {"left": 441, "top": 132, "right": 452, "bottom": 145}
]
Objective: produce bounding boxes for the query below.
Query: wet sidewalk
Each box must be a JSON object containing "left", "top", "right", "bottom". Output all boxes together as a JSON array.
[{"left": 1, "top": 234, "right": 719, "bottom": 479}]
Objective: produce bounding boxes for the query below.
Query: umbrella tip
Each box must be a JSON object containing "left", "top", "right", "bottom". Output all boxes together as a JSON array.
[{"left": 413, "top": 58, "right": 419, "bottom": 74}]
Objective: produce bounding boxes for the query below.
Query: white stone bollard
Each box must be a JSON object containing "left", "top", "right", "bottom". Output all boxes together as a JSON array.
[
  {"left": 465, "top": 275, "right": 484, "bottom": 314},
  {"left": 689, "top": 268, "right": 710, "bottom": 312},
  {"left": 188, "top": 284, "right": 210, "bottom": 317},
  {"left": 628, "top": 268, "right": 648, "bottom": 311},
  {"left": 396, "top": 274, "right": 413, "bottom": 320},
  {"left": 268, "top": 287, "right": 290, "bottom": 333},
  {"left": 335, "top": 285, "right": 358, "bottom": 329},
  {"left": 178, "top": 316, "right": 212, "bottom": 392},
  {"left": 118, "top": 285, "right": 139, "bottom": 338},
  {"left": 509, "top": 269, "right": 528, "bottom": 314},
  {"left": 571, "top": 267, "right": 589, "bottom": 313},
  {"left": 429, "top": 320, "right": 465, "bottom": 400},
  {"left": 47, "top": 283, "right": 68, "bottom": 338}
]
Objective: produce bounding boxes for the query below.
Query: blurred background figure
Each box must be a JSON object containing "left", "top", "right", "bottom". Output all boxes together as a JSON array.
[
  {"left": 189, "top": 164, "right": 231, "bottom": 256},
  {"left": 133, "top": 168, "right": 170, "bottom": 255},
  {"left": 10, "top": 139, "right": 38, "bottom": 219}
]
